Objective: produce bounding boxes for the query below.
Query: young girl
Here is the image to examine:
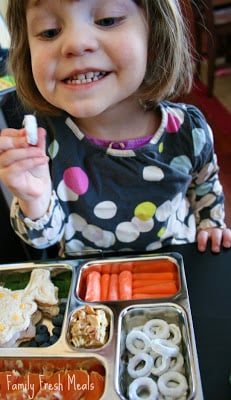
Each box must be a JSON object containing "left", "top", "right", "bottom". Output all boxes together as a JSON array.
[{"left": 0, "top": 0, "right": 230, "bottom": 257}]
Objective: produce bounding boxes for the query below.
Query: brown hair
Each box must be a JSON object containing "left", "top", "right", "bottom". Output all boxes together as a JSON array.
[{"left": 6, "top": 0, "right": 194, "bottom": 115}]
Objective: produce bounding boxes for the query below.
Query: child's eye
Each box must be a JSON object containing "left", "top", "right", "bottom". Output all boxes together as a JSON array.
[
  {"left": 40, "top": 28, "right": 61, "bottom": 39},
  {"left": 95, "top": 17, "right": 123, "bottom": 27}
]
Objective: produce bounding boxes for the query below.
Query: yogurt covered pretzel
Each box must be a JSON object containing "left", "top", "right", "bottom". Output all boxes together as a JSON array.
[{"left": 23, "top": 114, "right": 38, "bottom": 145}]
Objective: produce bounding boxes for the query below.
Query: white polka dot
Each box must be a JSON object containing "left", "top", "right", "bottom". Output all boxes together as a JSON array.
[
  {"left": 155, "top": 200, "right": 172, "bottom": 222},
  {"left": 146, "top": 241, "right": 163, "bottom": 251},
  {"left": 82, "top": 224, "right": 115, "bottom": 248},
  {"left": 65, "top": 213, "right": 87, "bottom": 240},
  {"left": 132, "top": 216, "right": 154, "bottom": 233},
  {"left": 95, "top": 230, "right": 116, "bottom": 248},
  {"left": 156, "top": 193, "right": 183, "bottom": 222},
  {"left": 116, "top": 222, "right": 140, "bottom": 243},
  {"left": 82, "top": 224, "right": 103, "bottom": 242},
  {"left": 143, "top": 165, "right": 164, "bottom": 181},
  {"left": 94, "top": 201, "right": 117, "bottom": 219},
  {"left": 66, "top": 239, "right": 86, "bottom": 253},
  {"left": 57, "top": 180, "right": 79, "bottom": 202}
]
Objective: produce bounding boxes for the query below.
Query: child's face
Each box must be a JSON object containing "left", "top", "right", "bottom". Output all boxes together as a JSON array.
[{"left": 26, "top": 0, "right": 148, "bottom": 119}]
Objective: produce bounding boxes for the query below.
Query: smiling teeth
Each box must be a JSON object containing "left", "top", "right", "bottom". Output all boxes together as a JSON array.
[{"left": 66, "top": 71, "right": 106, "bottom": 84}]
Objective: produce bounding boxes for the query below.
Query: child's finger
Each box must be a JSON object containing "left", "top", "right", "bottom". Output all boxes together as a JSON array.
[
  {"left": 0, "top": 130, "right": 28, "bottom": 152},
  {"left": 197, "top": 229, "right": 209, "bottom": 252},
  {"left": 210, "top": 228, "right": 223, "bottom": 253},
  {"left": 36, "top": 127, "right": 47, "bottom": 151},
  {"left": 0, "top": 128, "right": 24, "bottom": 138},
  {"left": 1, "top": 144, "right": 45, "bottom": 163},
  {"left": 222, "top": 228, "right": 231, "bottom": 248}
]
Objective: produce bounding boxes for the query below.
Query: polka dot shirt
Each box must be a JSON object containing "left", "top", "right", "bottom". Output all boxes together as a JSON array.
[{"left": 11, "top": 101, "right": 226, "bottom": 256}]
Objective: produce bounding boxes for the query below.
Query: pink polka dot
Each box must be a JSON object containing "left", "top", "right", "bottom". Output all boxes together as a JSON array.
[
  {"left": 166, "top": 113, "right": 181, "bottom": 133},
  {"left": 63, "top": 167, "right": 89, "bottom": 195}
]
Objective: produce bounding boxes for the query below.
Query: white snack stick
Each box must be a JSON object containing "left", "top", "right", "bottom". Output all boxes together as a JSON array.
[{"left": 23, "top": 114, "right": 38, "bottom": 145}]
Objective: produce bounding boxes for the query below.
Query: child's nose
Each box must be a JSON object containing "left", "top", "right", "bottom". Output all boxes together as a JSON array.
[{"left": 61, "top": 23, "right": 99, "bottom": 57}]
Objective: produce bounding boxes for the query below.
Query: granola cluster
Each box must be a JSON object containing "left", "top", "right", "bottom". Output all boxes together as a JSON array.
[{"left": 69, "top": 305, "right": 109, "bottom": 348}]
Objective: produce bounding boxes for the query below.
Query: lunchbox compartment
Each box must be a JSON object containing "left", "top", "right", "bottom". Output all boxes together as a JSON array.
[
  {"left": 0, "top": 264, "right": 72, "bottom": 348},
  {"left": 67, "top": 304, "right": 112, "bottom": 350},
  {"left": 0, "top": 357, "right": 105, "bottom": 399},
  {"left": 76, "top": 255, "right": 181, "bottom": 302},
  {"left": 115, "top": 303, "right": 196, "bottom": 400}
]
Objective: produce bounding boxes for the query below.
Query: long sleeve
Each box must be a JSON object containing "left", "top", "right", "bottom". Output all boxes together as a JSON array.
[
  {"left": 185, "top": 115, "right": 226, "bottom": 230},
  {"left": 10, "top": 190, "right": 66, "bottom": 249}
]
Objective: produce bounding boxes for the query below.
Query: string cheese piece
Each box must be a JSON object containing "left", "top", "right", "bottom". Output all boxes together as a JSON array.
[{"left": 23, "top": 114, "right": 38, "bottom": 145}]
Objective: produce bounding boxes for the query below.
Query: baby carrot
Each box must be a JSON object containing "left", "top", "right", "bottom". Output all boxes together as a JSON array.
[
  {"left": 86, "top": 264, "right": 102, "bottom": 273},
  {"left": 85, "top": 271, "right": 101, "bottom": 301},
  {"left": 133, "top": 279, "right": 176, "bottom": 289},
  {"left": 132, "top": 293, "right": 171, "bottom": 300},
  {"left": 132, "top": 259, "right": 177, "bottom": 273},
  {"left": 108, "top": 273, "right": 119, "bottom": 300},
  {"left": 110, "top": 263, "right": 121, "bottom": 274},
  {"left": 132, "top": 281, "right": 177, "bottom": 295},
  {"left": 100, "top": 264, "right": 112, "bottom": 274},
  {"left": 100, "top": 273, "right": 110, "bottom": 301},
  {"left": 119, "top": 270, "right": 132, "bottom": 300},
  {"left": 132, "top": 272, "right": 176, "bottom": 281},
  {"left": 119, "top": 262, "right": 134, "bottom": 272}
]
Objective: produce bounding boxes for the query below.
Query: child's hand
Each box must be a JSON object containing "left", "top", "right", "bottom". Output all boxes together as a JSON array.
[
  {"left": 0, "top": 127, "right": 51, "bottom": 218},
  {"left": 197, "top": 227, "right": 231, "bottom": 253}
]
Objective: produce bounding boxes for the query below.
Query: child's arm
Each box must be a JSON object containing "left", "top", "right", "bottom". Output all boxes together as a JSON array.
[
  {"left": 184, "top": 104, "right": 231, "bottom": 253},
  {"left": 10, "top": 190, "right": 65, "bottom": 249},
  {"left": 0, "top": 125, "right": 65, "bottom": 249},
  {"left": 0, "top": 126, "right": 51, "bottom": 219}
]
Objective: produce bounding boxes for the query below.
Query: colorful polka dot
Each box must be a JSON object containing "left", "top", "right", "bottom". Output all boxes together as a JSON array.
[
  {"left": 157, "top": 226, "right": 167, "bottom": 238},
  {"left": 166, "top": 108, "right": 184, "bottom": 133},
  {"left": 134, "top": 202, "right": 156, "bottom": 221},
  {"left": 48, "top": 139, "right": 59, "bottom": 159},
  {"left": 166, "top": 114, "right": 181, "bottom": 133},
  {"left": 170, "top": 155, "right": 192, "bottom": 174},
  {"left": 159, "top": 142, "right": 164, "bottom": 153},
  {"left": 192, "top": 128, "right": 206, "bottom": 156},
  {"left": 63, "top": 167, "right": 89, "bottom": 195}
]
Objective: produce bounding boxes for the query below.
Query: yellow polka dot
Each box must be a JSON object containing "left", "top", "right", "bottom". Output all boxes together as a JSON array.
[
  {"left": 0, "top": 292, "right": 4, "bottom": 298},
  {"left": 13, "top": 293, "right": 19, "bottom": 299},
  {"left": 0, "top": 325, "right": 4, "bottom": 331},
  {"left": 13, "top": 314, "right": 19, "bottom": 321},
  {"left": 159, "top": 142, "right": 164, "bottom": 153},
  {"left": 157, "top": 226, "right": 166, "bottom": 238},
  {"left": 134, "top": 202, "right": 156, "bottom": 221}
]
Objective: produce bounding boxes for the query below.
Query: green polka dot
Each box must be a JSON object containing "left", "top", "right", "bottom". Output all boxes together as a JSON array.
[
  {"left": 48, "top": 139, "right": 59, "bottom": 159},
  {"left": 157, "top": 226, "right": 166, "bottom": 238},
  {"left": 159, "top": 142, "right": 164, "bottom": 153}
]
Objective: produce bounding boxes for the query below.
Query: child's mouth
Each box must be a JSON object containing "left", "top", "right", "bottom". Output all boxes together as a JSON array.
[{"left": 65, "top": 71, "right": 107, "bottom": 84}]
